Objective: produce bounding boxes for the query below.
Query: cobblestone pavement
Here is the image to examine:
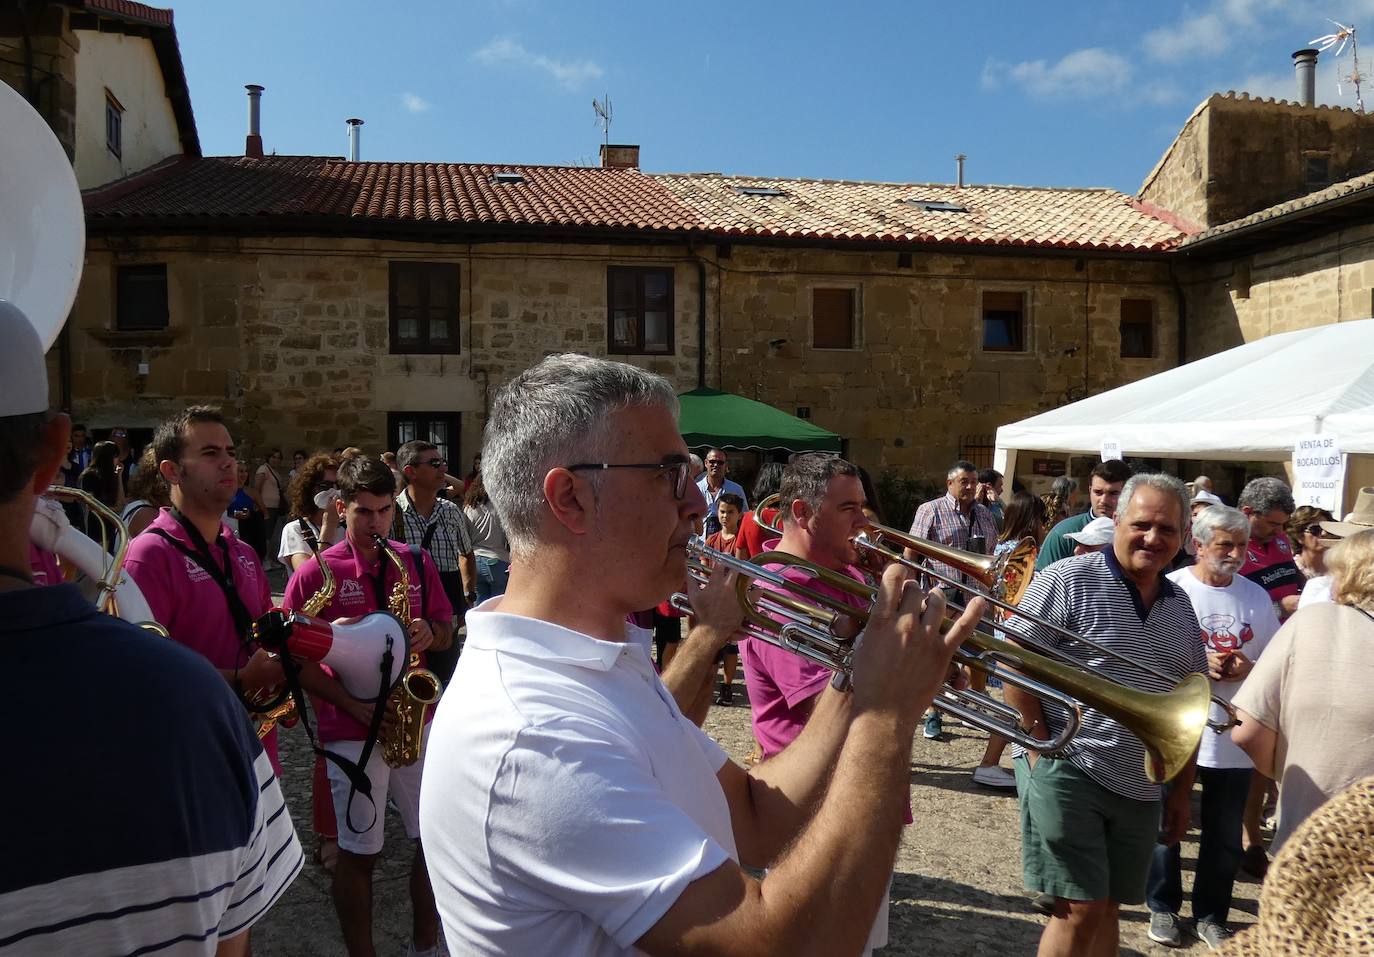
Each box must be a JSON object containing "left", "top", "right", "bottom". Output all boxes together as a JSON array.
[{"left": 256, "top": 679, "right": 1259, "bottom": 955}]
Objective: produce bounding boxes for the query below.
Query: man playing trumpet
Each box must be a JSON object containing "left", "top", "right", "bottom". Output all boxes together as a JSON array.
[
  {"left": 284, "top": 455, "right": 453, "bottom": 957},
  {"left": 420, "top": 354, "right": 984, "bottom": 957}
]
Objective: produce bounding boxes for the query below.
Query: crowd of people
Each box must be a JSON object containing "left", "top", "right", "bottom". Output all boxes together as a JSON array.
[{"left": 7, "top": 331, "right": 1374, "bottom": 955}]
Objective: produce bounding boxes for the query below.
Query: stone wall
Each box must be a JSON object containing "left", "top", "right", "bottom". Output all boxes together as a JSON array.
[
  {"left": 0, "top": 4, "right": 79, "bottom": 161},
  {"left": 712, "top": 246, "right": 1177, "bottom": 480},
  {"left": 1177, "top": 222, "right": 1374, "bottom": 359},
  {"left": 61, "top": 236, "right": 708, "bottom": 467},
  {"left": 1140, "top": 93, "right": 1374, "bottom": 228}
]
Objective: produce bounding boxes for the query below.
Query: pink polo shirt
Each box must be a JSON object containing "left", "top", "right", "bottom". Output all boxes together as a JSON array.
[
  {"left": 28, "top": 543, "right": 62, "bottom": 587},
  {"left": 123, "top": 508, "right": 278, "bottom": 770},
  {"left": 283, "top": 536, "right": 453, "bottom": 743},
  {"left": 741, "top": 561, "right": 868, "bottom": 759}
]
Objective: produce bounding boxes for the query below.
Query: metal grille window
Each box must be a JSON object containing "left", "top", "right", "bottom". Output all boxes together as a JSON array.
[
  {"left": 387, "top": 412, "right": 460, "bottom": 465},
  {"left": 607, "top": 266, "right": 674, "bottom": 354},
  {"left": 115, "top": 264, "right": 169, "bottom": 331},
  {"left": 389, "top": 262, "right": 460, "bottom": 354},
  {"left": 982, "top": 290, "right": 1026, "bottom": 352},
  {"left": 1120, "top": 298, "right": 1155, "bottom": 358},
  {"left": 812, "top": 288, "right": 857, "bottom": 349}
]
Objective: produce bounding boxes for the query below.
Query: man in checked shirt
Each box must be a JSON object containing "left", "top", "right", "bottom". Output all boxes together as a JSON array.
[
  {"left": 904, "top": 459, "right": 999, "bottom": 742},
  {"left": 394, "top": 440, "right": 477, "bottom": 683}
]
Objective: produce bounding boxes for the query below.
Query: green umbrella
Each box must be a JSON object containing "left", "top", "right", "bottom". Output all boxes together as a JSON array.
[{"left": 678, "top": 388, "right": 841, "bottom": 452}]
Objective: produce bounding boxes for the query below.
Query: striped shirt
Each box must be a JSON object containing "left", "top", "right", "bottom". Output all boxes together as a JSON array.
[
  {"left": 395, "top": 489, "right": 474, "bottom": 573},
  {"left": 1003, "top": 549, "right": 1207, "bottom": 802},
  {"left": 0, "top": 585, "right": 302, "bottom": 954},
  {"left": 907, "top": 493, "right": 999, "bottom": 593}
]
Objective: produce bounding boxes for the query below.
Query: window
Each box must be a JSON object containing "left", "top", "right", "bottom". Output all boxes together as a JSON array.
[
  {"left": 491, "top": 171, "right": 525, "bottom": 184},
  {"left": 734, "top": 186, "right": 787, "bottom": 197},
  {"left": 902, "top": 199, "right": 968, "bottom": 213},
  {"left": 389, "top": 262, "right": 460, "bottom": 354},
  {"left": 981, "top": 290, "right": 1026, "bottom": 352},
  {"left": 811, "top": 287, "right": 857, "bottom": 349},
  {"left": 1305, "top": 154, "right": 1331, "bottom": 190},
  {"left": 105, "top": 91, "right": 123, "bottom": 158},
  {"left": 115, "top": 264, "right": 169, "bottom": 331},
  {"left": 387, "top": 412, "right": 460, "bottom": 465},
  {"left": 607, "top": 266, "right": 674, "bottom": 354},
  {"left": 1120, "top": 298, "right": 1155, "bottom": 358}
]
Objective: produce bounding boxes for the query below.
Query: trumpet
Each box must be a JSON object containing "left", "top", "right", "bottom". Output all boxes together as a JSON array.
[{"left": 680, "top": 536, "right": 1212, "bottom": 784}]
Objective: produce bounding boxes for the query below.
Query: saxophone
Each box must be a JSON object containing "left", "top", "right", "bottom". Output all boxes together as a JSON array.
[
  {"left": 374, "top": 533, "right": 443, "bottom": 768},
  {"left": 252, "top": 519, "right": 336, "bottom": 739}
]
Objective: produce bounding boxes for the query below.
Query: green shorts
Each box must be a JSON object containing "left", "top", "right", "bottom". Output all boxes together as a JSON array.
[{"left": 1014, "top": 754, "right": 1160, "bottom": 904}]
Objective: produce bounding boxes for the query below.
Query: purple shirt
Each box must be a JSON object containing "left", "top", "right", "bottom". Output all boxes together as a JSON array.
[
  {"left": 283, "top": 536, "right": 454, "bottom": 742},
  {"left": 124, "top": 508, "right": 277, "bottom": 769}
]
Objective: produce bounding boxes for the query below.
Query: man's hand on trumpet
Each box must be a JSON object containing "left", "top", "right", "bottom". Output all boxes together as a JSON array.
[{"left": 849, "top": 562, "right": 986, "bottom": 731}]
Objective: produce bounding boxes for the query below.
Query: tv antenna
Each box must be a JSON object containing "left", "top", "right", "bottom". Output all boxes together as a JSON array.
[
  {"left": 593, "top": 94, "right": 612, "bottom": 148},
  {"left": 1313, "top": 18, "right": 1366, "bottom": 112}
]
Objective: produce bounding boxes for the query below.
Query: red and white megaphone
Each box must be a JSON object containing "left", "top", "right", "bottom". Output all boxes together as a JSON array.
[{"left": 252, "top": 609, "right": 409, "bottom": 701}]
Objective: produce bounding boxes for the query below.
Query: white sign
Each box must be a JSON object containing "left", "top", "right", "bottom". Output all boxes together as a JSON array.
[
  {"left": 1100, "top": 438, "right": 1123, "bottom": 462},
  {"left": 1293, "top": 433, "right": 1345, "bottom": 512}
]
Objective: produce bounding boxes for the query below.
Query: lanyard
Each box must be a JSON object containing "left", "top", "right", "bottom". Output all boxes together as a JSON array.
[{"left": 149, "top": 508, "right": 254, "bottom": 643}]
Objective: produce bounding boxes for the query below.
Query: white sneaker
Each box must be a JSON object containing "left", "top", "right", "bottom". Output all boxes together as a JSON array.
[{"left": 972, "top": 765, "right": 1018, "bottom": 789}]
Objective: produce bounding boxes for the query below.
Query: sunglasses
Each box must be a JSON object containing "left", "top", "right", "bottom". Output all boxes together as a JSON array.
[
  {"left": 417, "top": 458, "right": 447, "bottom": 469},
  {"left": 314, "top": 480, "right": 338, "bottom": 491}
]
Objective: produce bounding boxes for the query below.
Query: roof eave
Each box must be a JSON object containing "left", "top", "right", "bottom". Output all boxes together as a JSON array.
[{"left": 1178, "top": 182, "right": 1374, "bottom": 257}]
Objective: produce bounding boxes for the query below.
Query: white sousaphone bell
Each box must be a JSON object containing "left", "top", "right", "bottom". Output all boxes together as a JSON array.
[{"left": 0, "top": 81, "right": 160, "bottom": 625}]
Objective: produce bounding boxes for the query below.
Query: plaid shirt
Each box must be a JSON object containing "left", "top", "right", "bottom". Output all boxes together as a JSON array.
[
  {"left": 395, "top": 489, "right": 474, "bottom": 573},
  {"left": 907, "top": 492, "right": 999, "bottom": 594}
]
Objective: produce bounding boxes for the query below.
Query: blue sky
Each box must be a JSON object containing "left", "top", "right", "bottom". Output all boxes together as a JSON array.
[{"left": 174, "top": 0, "right": 1374, "bottom": 193}]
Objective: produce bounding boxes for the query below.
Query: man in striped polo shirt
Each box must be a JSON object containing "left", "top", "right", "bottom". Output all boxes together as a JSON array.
[{"left": 1004, "top": 473, "right": 1206, "bottom": 957}]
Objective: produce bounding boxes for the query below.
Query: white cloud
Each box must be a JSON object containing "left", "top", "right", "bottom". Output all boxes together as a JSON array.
[
  {"left": 1143, "top": 0, "right": 1286, "bottom": 62},
  {"left": 982, "top": 48, "right": 1132, "bottom": 99},
  {"left": 473, "top": 37, "right": 604, "bottom": 91},
  {"left": 400, "top": 92, "right": 431, "bottom": 114}
]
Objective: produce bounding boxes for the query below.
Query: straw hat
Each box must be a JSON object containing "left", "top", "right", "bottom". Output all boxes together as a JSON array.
[
  {"left": 1219, "top": 774, "right": 1374, "bottom": 956},
  {"left": 1320, "top": 487, "right": 1374, "bottom": 539}
]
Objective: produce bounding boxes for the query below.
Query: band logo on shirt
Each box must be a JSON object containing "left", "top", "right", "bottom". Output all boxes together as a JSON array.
[
  {"left": 336, "top": 578, "right": 366, "bottom": 608},
  {"left": 1199, "top": 613, "right": 1255, "bottom": 653},
  {"left": 234, "top": 553, "right": 258, "bottom": 582},
  {"left": 183, "top": 555, "right": 211, "bottom": 584}
]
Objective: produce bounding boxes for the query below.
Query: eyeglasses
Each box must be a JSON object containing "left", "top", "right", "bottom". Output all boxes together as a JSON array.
[
  {"left": 568, "top": 460, "right": 692, "bottom": 500},
  {"left": 418, "top": 459, "right": 447, "bottom": 469}
]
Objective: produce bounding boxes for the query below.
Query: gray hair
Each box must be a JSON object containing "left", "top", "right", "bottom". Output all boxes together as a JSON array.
[
  {"left": 482, "top": 354, "right": 679, "bottom": 559},
  {"left": 689, "top": 453, "right": 704, "bottom": 479},
  {"left": 1115, "top": 472, "right": 1189, "bottom": 526},
  {"left": 779, "top": 453, "right": 860, "bottom": 526},
  {"left": 946, "top": 459, "right": 977, "bottom": 482},
  {"left": 1050, "top": 475, "right": 1079, "bottom": 499},
  {"left": 1238, "top": 477, "right": 1295, "bottom": 516},
  {"left": 1191, "top": 504, "right": 1250, "bottom": 545}
]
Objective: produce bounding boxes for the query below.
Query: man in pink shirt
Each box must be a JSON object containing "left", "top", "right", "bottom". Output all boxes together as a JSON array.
[
  {"left": 740, "top": 452, "right": 899, "bottom": 955},
  {"left": 285, "top": 455, "right": 453, "bottom": 957},
  {"left": 123, "top": 407, "right": 282, "bottom": 768}
]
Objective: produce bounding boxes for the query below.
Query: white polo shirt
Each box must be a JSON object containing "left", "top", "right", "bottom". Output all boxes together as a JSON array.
[{"left": 420, "top": 605, "right": 736, "bottom": 957}]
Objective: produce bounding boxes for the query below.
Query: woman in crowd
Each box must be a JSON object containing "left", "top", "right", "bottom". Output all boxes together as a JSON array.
[
  {"left": 230, "top": 461, "right": 265, "bottom": 551},
  {"left": 119, "top": 447, "right": 168, "bottom": 537},
  {"left": 1288, "top": 505, "right": 1336, "bottom": 607},
  {"left": 1234, "top": 528, "right": 1374, "bottom": 850},
  {"left": 734, "top": 462, "right": 786, "bottom": 559},
  {"left": 253, "top": 448, "right": 288, "bottom": 570},
  {"left": 279, "top": 452, "right": 344, "bottom": 571},
  {"left": 1040, "top": 475, "right": 1078, "bottom": 526},
  {"left": 462, "top": 474, "right": 510, "bottom": 602},
  {"left": 79, "top": 440, "right": 125, "bottom": 543}
]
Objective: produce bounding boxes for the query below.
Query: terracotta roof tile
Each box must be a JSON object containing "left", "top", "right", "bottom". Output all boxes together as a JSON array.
[
  {"left": 651, "top": 173, "right": 1184, "bottom": 252},
  {"left": 85, "top": 156, "right": 708, "bottom": 234},
  {"left": 85, "top": 155, "right": 1186, "bottom": 252},
  {"left": 1178, "top": 167, "right": 1374, "bottom": 248}
]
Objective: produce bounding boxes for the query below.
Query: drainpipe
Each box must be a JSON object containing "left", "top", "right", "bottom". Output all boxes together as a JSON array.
[
  {"left": 697, "top": 258, "right": 707, "bottom": 388},
  {"left": 1172, "top": 266, "right": 1188, "bottom": 365}
]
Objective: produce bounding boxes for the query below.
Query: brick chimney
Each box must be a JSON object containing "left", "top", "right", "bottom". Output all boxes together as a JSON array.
[
  {"left": 245, "top": 84, "right": 264, "bottom": 158},
  {"left": 599, "top": 144, "right": 640, "bottom": 169}
]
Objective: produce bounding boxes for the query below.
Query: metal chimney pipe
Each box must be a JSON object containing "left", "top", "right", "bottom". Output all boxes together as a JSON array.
[
  {"left": 956, "top": 153, "right": 966, "bottom": 188},
  {"left": 346, "top": 118, "right": 364, "bottom": 162},
  {"left": 1293, "top": 48, "right": 1318, "bottom": 107},
  {"left": 244, "top": 84, "right": 264, "bottom": 158}
]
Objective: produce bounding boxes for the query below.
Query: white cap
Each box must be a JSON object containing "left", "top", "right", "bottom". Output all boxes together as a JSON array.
[
  {"left": 1191, "top": 490, "right": 1223, "bottom": 506},
  {"left": 0, "top": 300, "right": 50, "bottom": 416},
  {"left": 1065, "top": 515, "right": 1115, "bottom": 547}
]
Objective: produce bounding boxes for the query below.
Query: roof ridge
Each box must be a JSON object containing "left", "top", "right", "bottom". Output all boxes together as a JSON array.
[
  {"left": 651, "top": 171, "right": 1126, "bottom": 194},
  {"left": 203, "top": 154, "right": 648, "bottom": 174}
]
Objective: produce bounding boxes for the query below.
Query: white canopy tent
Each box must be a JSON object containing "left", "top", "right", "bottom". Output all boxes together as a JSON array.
[{"left": 994, "top": 319, "right": 1374, "bottom": 512}]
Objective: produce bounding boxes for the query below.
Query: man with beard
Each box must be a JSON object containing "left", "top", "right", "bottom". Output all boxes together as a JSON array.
[{"left": 1145, "top": 506, "right": 1280, "bottom": 950}]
